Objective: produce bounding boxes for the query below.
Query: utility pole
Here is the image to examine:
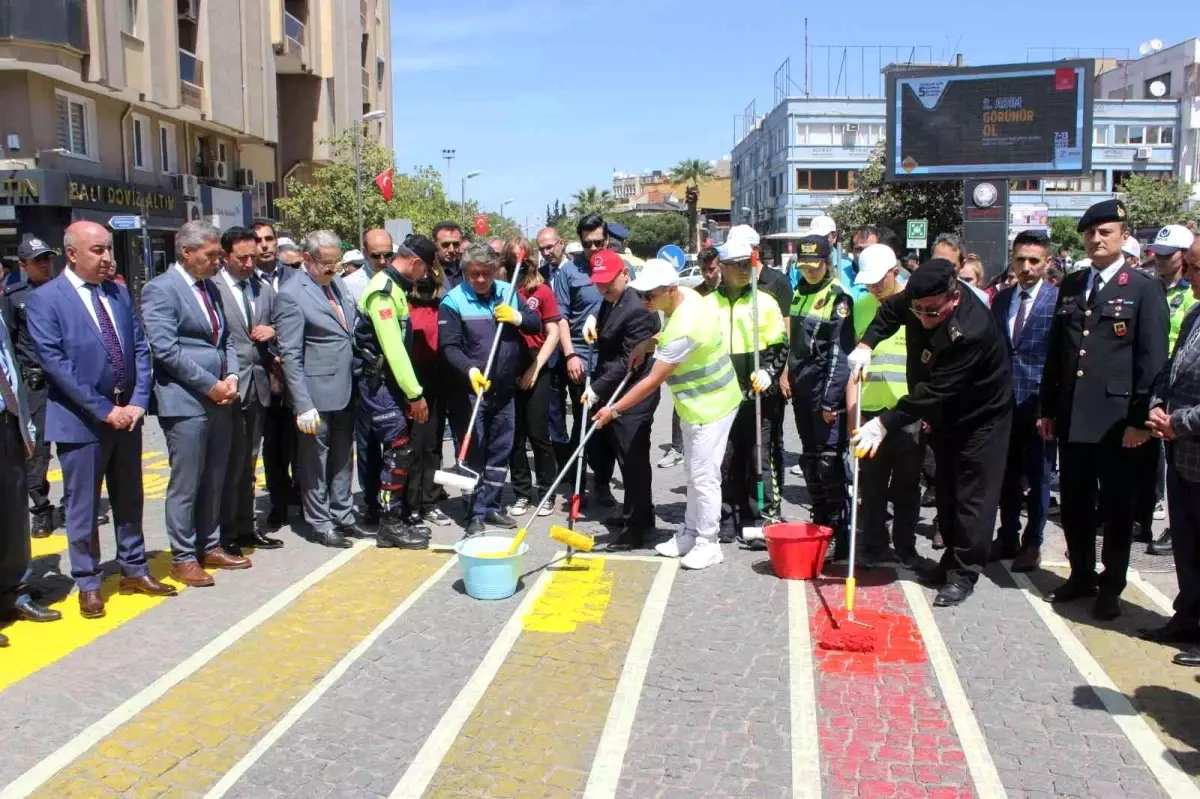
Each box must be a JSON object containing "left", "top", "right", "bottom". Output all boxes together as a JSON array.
[{"left": 442, "top": 148, "right": 455, "bottom": 189}]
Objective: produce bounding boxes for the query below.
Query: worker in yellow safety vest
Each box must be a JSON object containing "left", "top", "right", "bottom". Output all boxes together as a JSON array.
[
  {"left": 592, "top": 259, "right": 742, "bottom": 571},
  {"left": 848, "top": 244, "right": 922, "bottom": 569}
]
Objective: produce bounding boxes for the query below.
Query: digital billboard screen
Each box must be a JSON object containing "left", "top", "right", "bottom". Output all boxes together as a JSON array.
[{"left": 886, "top": 59, "right": 1094, "bottom": 181}]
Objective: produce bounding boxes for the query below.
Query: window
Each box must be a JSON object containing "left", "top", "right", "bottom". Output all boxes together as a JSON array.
[
  {"left": 1044, "top": 172, "right": 1106, "bottom": 192},
  {"left": 806, "top": 124, "right": 833, "bottom": 145},
  {"left": 1143, "top": 72, "right": 1171, "bottom": 98},
  {"left": 159, "top": 122, "right": 177, "bottom": 174},
  {"left": 1145, "top": 126, "right": 1175, "bottom": 145},
  {"left": 796, "top": 169, "right": 856, "bottom": 191},
  {"left": 1093, "top": 126, "right": 1109, "bottom": 146},
  {"left": 1160, "top": 126, "right": 1174, "bottom": 145},
  {"left": 217, "top": 141, "right": 227, "bottom": 163},
  {"left": 131, "top": 114, "right": 149, "bottom": 170},
  {"left": 121, "top": 0, "right": 139, "bottom": 35},
  {"left": 251, "top": 181, "right": 273, "bottom": 219},
  {"left": 55, "top": 91, "right": 97, "bottom": 158},
  {"left": 858, "top": 124, "right": 885, "bottom": 146},
  {"left": 1115, "top": 125, "right": 1145, "bottom": 145},
  {"left": 1011, "top": 179, "right": 1039, "bottom": 192},
  {"left": 1113, "top": 170, "right": 1174, "bottom": 190}
]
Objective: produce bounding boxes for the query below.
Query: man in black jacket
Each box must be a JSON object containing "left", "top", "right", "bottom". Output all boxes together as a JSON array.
[
  {"left": 1038, "top": 199, "right": 1169, "bottom": 620},
  {"left": 583, "top": 250, "right": 660, "bottom": 551},
  {"left": 852, "top": 259, "right": 1012, "bottom": 607}
]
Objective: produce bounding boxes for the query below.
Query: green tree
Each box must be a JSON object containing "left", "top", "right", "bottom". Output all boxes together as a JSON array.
[
  {"left": 1119, "top": 174, "right": 1192, "bottom": 231},
  {"left": 668, "top": 158, "right": 716, "bottom": 252},
  {"left": 1049, "top": 216, "right": 1083, "bottom": 258},
  {"left": 545, "top": 199, "right": 570, "bottom": 232},
  {"left": 620, "top": 212, "right": 689, "bottom": 258},
  {"left": 827, "top": 143, "right": 962, "bottom": 244},
  {"left": 483, "top": 213, "right": 522, "bottom": 241},
  {"left": 569, "top": 186, "right": 616, "bottom": 220}
]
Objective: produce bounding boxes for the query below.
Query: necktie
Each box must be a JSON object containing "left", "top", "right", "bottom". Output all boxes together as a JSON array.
[
  {"left": 324, "top": 285, "right": 347, "bottom": 331},
  {"left": 88, "top": 284, "right": 128, "bottom": 398},
  {"left": 195, "top": 281, "right": 220, "bottom": 344},
  {"left": 1086, "top": 271, "right": 1102, "bottom": 307},
  {"left": 1012, "top": 290, "right": 1031, "bottom": 345},
  {"left": 238, "top": 279, "right": 253, "bottom": 327}
]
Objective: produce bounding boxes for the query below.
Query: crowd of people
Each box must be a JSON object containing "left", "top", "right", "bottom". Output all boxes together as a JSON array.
[{"left": 4, "top": 202, "right": 1200, "bottom": 669}]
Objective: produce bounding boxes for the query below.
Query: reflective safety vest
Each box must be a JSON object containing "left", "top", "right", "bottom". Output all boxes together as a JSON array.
[
  {"left": 662, "top": 287, "right": 743, "bottom": 425},
  {"left": 852, "top": 293, "right": 907, "bottom": 412},
  {"left": 711, "top": 287, "right": 787, "bottom": 355},
  {"left": 1168, "top": 280, "right": 1197, "bottom": 353}
]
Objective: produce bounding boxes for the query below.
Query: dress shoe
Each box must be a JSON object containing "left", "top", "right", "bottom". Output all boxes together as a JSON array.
[
  {"left": 934, "top": 581, "right": 974, "bottom": 607},
  {"left": 314, "top": 528, "right": 353, "bottom": 549},
  {"left": 360, "top": 508, "right": 381, "bottom": 529},
  {"left": 1010, "top": 546, "right": 1042, "bottom": 573},
  {"left": 223, "top": 542, "right": 245, "bottom": 557},
  {"left": 1138, "top": 620, "right": 1200, "bottom": 644},
  {"left": 377, "top": 524, "right": 431, "bottom": 550},
  {"left": 897, "top": 548, "right": 922, "bottom": 569},
  {"left": 989, "top": 539, "right": 1019, "bottom": 562},
  {"left": 13, "top": 595, "right": 61, "bottom": 622},
  {"left": 920, "top": 562, "right": 948, "bottom": 587},
  {"left": 336, "top": 521, "right": 372, "bottom": 539},
  {"left": 605, "top": 530, "right": 646, "bottom": 552},
  {"left": 30, "top": 509, "right": 55, "bottom": 539},
  {"left": 237, "top": 530, "right": 284, "bottom": 550},
  {"left": 464, "top": 518, "right": 487, "bottom": 538},
  {"left": 202, "top": 547, "right": 253, "bottom": 570},
  {"left": 1173, "top": 647, "right": 1200, "bottom": 667},
  {"left": 170, "top": 560, "right": 215, "bottom": 587},
  {"left": 78, "top": 590, "right": 105, "bottom": 619},
  {"left": 1047, "top": 580, "right": 1098, "bottom": 604},
  {"left": 1148, "top": 530, "right": 1173, "bottom": 556},
  {"left": 118, "top": 575, "right": 177, "bottom": 597},
  {"left": 484, "top": 512, "right": 518, "bottom": 530},
  {"left": 266, "top": 507, "right": 288, "bottom": 529},
  {"left": 1092, "top": 594, "right": 1121, "bottom": 621}
]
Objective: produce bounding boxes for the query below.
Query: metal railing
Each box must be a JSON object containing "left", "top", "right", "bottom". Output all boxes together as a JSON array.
[
  {"left": 284, "top": 10, "right": 304, "bottom": 51},
  {"left": 179, "top": 48, "right": 204, "bottom": 108}
]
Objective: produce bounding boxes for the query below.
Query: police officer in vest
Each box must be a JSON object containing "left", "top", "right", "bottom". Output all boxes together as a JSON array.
[
  {"left": 710, "top": 238, "right": 788, "bottom": 546},
  {"left": 1145, "top": 223, "right": 1197, "bottom": 556},
  {"left": 848, "top": 244, "right": 922, "bottom": 568},
  {"left": 782, "top": 235, "right": 854, "bottom": 560},
  {"left": 353, "top": 235, "right": 436, "bottom": 549},
  {"left": 1039, "top": 199, "right": 1169, "bottom": 620},
  {"left": 2, "top": 235, "right": 57, "bottom": 538},
  {"left": 592, "top": 259, "right": 742, "bottom": 571},
  {"left": 852, "top": 259, "right": 1012, "bottom": 607}
]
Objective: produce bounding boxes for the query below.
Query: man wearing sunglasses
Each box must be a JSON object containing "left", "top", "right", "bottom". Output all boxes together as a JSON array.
[
  {"left": 851, "top": 259, "right": 1012, "bottom": 608},
  {"left": 432, "top": 221, "right": 465, "bottom": 292}
]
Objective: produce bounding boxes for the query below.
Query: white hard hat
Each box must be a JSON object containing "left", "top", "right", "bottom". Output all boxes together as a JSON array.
[
  {"left": 627, "top": 259, "right": 679, "bottom": 292},
  {"left": 717, "top": 239, "right": 753, "bottom": 262},
  {"left": 854, "top": 244, "right": 898, "bottom": 286},
  {"left": 1121, "top": 238, "right": 1142, "bottom": 259},
  {"left": 810, "top": 215, "right": 837, "bottom": 236},
  {"left": 725, "top": 224, "right": 760, "bottom": 247}
]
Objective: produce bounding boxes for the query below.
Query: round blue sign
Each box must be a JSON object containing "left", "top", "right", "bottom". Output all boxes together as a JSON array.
[{"left": 657, "top": 244, "right": 686, "bottom": 272}]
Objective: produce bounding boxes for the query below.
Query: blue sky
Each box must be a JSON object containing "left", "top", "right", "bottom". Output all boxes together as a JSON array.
[{"left": 390, "top": 0, "right": 1170, "bottom": 234}]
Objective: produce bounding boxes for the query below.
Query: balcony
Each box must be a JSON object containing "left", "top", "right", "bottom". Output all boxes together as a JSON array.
[
  {"left": 179, "top": 48, "right": 204, "bottom": 109},
  {"left": 276, "top": 11, "right": 307, "bottom": 73},
  {"left": 362, "top": 67, "right": 370, "bottom": 104},
  {"left": 0, "top": 0, "right": 87, "bottom": 52}
]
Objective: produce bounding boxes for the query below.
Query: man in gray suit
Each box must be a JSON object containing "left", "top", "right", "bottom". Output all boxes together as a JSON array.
[
  {"left": 141, "top": 220, "right": 249, "bottom": 585},
  {"left": 275, "top": 230, "right": 365, "bottom": 548},
  {"left": 1147, "top": 238, "right": 1200, "bottom": 664},
  {"left": 215, "top": 226, "right": 284, "bottom": 554}
]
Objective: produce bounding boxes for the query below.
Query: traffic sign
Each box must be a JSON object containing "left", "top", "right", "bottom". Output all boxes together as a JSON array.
[
  {"left": 906, "top": 219, "right": 928, "bottom": 250},
  {"left": 108, "top": 215, "right": 142, "bottom": 231},
  {"left": 657, "top": 244, "right": 686, "bottom": 271}
]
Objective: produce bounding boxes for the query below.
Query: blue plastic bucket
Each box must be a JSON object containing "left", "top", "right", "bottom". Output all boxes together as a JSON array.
[{"left": 453, "top": 534, "right": 529, "bottom": 600}]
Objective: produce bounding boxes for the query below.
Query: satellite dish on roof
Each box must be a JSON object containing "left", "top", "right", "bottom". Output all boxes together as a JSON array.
[
  {"left": 1149, "top": 80, "right": 1167, "bottom": 97},
  {"left": 1150, "top": 39, "right": 1164, "bottom": 51},
  {"left": 1139, "top": 42, "right": 1151, "bottom": 55}
]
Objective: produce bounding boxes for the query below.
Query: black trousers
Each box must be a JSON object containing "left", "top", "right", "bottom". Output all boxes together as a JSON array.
[
  {"left": 407, "top": 361, "right": 444, "bottom": 514},
  {"left": 557, "top": 375, "right": 616, "bottom": 494},
  {"left": 355, "top": 396, "right": 383, "bottom": 516},
  {"left": 858, "top": 410, "right": 923, "bottom": 556},
  {"left": 24, "top": 386, "right": 52, "bottom": 516},
  {"left": 262, "top": 393, "right": 298, "bottom": 512},
  {"left": 932, "top": 412, "right": 1010, "bottom": 586},
  {"left": 510, "top": 366, "right": 557, "bottom": 503},
  {"left": 1132, "top": 439, "right": 1164, "bottom": 535},
  {"left": 604, "top": 394, "right": 659, "bottom": 532},
  {"left": 0, "top": 414, "right": 30, "bottom": 613},
  {"left": 721, "top": 396, "right": 781, "bottom": 534},
  {"left": 1060, "top": 434, "right": 1138, "bottom": 597},
  {"left": 998, "top": 403, "right": 1056, "bottom": 549},
  {"left": 1168, "top": 463, "right": 1200, "bottom": 624}
]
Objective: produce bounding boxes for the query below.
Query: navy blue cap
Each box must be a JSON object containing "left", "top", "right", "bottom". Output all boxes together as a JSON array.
[
  {"left": 795, "top": 235, "right": 831, "bottom": 263},
  {"left": 17, "top": 234, "right": 54, "bottom": 260},
  {"left": 607, "top": 221, "right": 630, "bottom": 241}
]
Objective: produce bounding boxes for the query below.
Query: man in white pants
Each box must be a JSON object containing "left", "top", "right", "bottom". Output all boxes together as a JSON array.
[{"left": 592, "top": 259, "right": 741, "bottom": 570}]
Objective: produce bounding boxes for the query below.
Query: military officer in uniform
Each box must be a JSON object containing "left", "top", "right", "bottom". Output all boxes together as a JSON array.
[
  {"left": 1038, "top": 199, "right": 1169, "bottom": 620},
  {"left": 852, "top": 259, "right": 1012, "bottom": 607},
  {"left": 1, "top": 235, "right": 57, "bottom": 538}
]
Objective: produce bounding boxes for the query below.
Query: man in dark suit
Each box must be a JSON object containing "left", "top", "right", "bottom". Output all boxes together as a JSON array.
[
  {"left": 142, "top": 220, "right": 248, "bottom": 587},
  {"left": 214, "top": 226, "right": 283, "bottom": 554},
  {"left": 1039, "top": 199, "right": 1170, "bottom": 620},
  {"left": 25, "top": 221, "right": 176, "bottom": 618},
  {"left": 275, "top": 230, "right": 364, "bottom": 548},
  {"left": 253, "top": 220, "right": 297, "bottom": 528},
  {"left": 992, "top": 231, "right": 1059, "bottom": 572}
]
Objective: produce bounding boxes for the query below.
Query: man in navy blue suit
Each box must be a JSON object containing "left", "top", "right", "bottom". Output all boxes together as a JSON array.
[
  {"left": 25, "top": 221, "right": 176, "bottom": 619},
  {"left": 992, "top": 231, "right": 1059, "bottom": 572}
]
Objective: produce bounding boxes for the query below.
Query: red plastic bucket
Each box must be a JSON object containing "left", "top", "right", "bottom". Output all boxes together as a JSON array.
[{"left": 765, "top": 522, "right": 834, "bottom": 580}]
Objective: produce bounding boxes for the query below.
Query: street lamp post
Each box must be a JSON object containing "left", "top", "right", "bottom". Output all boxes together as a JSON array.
[
  {"left": 355, "top": 109, "right": 387, "bottom": 252},
  {"left": 500, "top": 198, "right": 514, "bottom": 219},
  {"left": 460, "top": 170, "right": 481, "bottom": 226},
  {"left": 442, "top": 148, "right": 455, "bottom": 186}
]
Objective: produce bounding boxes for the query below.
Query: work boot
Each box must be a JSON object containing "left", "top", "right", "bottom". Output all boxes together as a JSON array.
[
  {"left": 30, "top": 508, "right": 55, "bottom": 539},
  {"left": 377, "top": 515, "right": 430, "bottom": 550}
]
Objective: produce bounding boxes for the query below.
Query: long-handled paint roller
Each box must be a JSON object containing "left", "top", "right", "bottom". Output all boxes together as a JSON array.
[
  {"left": 818, "top": 400, "right": 876, "bottom": 653},
  {"left": 566, "top": 342, "right": 596, "bottom": 558},
  {"left": 741, "top": 251, "right": 769, "bottom": 550},
  {"left": 434, "top": 284, "right": 518, "bottom": 493}
]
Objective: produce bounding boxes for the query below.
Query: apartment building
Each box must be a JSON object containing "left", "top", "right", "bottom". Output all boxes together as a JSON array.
[{"left": 0, "top": 0, "right": 391, "bottom": 295}]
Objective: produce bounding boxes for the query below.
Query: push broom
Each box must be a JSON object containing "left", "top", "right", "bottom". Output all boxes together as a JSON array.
[{"left": 566, "top": 342, "right": 596, "bottom": 559}]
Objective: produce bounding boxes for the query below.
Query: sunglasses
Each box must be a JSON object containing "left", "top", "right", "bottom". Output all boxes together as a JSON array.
[
  {"left": 909, "top": 291, "right": 956, "bottom": 318},
  {"left": 438, "top": 241, "right": 462, "bottom": 249},
  {"left": 582, "top": 238, "right": 606, "bottom": 250},
  {"left": 370, "top": 251, "right": 392, "bottom": 259}
]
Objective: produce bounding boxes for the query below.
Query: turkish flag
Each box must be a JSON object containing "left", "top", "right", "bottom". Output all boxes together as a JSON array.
[
  {"left": 473, "top": 214, "right": 489, "bottom": 236},
  {"left": 1054, "top": 68, "right": 1076, "bottom": 91},
  {"left": 374, "top": 168, "right": 394, "bottom": 201}
]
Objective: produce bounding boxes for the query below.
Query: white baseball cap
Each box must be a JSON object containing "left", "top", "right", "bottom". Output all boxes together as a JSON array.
[
  {"left": 853, "top": 244, "right": 898, "bottom": 286},
  {"left": 277, "top": 236, "right": 299, "bottom": 251},
  {"left": 725, "top": 224, "right": 760, "bottom": 247},
  {"left": 1121, "top": 238, "right": 1142, "bottom": 258},
  {"left": 339, "top": 248, "right": 365, "bottom": 265},
  {"left": 627, "top": 258, "right": 679, "bottom": 292},
  {"left": 565, "top": 241, "right": 583, "bottom": 256},
  {"left": 1151, "top": 224, "right": 1195, "bottom": 255},
  {"left": 809, "top": 215, "right": 837, "bottom": 236},
  {"left": 717, "top": 239, "right": 753, "bottom": 262}
]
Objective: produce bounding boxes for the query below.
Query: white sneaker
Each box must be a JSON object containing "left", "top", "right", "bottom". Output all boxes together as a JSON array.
[
  {"left": 537, "top": 503, "right": 553, "bottom": 517},
  {"left": 681, "top": 538, "right": 724, "bottom": 570},
  {"left": 790, "top": 463, "right": 803, "bottom": 476},
  {"left": 655, "top": 532, "right": 697, "bottom": 559},
  {"left": 509, "top": 498, "right": 530, "bottom": 517},
  {"left": 657, "top": 449, "right": 684, "bottom": 468},
  {"left": 1154, "top": 500, "right": 1167, "bottom": 521}
]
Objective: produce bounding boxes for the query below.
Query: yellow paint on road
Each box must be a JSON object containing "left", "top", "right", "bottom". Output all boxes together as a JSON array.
[
  {"left": 523, "top": 558, "right": 614, "bottom": 633},
  {"left": 30, "top": 534, "right": 68, "bottom": 560},
  {"left": 27, "top": 548, "right": 449, "bottom": 799}
]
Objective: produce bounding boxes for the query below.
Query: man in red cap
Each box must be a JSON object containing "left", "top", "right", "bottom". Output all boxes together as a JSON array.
[{"left": 582, "top": 250, "right": 661, "bottom": 550}]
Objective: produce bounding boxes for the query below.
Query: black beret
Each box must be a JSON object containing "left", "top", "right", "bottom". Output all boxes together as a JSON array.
[
  {"left": 907, "top": 258, "right": 958, "bottom": 299},
  {"left": 1076, "top": 199, "right": 1127, "bottom": 233},
  {"left": 795, "top": 235, "right": 831, "bottom": 262}
]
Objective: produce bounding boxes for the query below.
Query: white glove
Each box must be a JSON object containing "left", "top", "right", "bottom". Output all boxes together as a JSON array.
[
  {"left": 582, "top": 314, "right": 598, "bottom": 344},
  {"left": 296, "top": 408, "right": 321, "bottom": 435},
  {"left": 749, "top": 369, "right": 771, "bottom": 394},
  {"left": 581, "top": 387, "right": 599, "bottom": 407},
  {"left": 850, "top": 417, "right": 886, "bottom": 459},
  {"left": 848, "top": 347, "right": 872, "bottom": 383}
]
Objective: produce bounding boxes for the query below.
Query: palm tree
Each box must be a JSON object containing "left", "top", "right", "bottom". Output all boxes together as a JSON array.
[
  {"left": 569, "top": 186, "right": 616, "bottom": 220},
  {"left": 669, "top": 158, "right": 715, "bottom": 252}
]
